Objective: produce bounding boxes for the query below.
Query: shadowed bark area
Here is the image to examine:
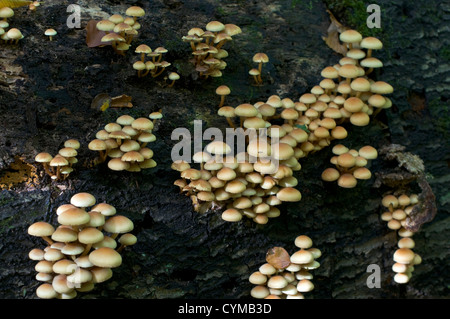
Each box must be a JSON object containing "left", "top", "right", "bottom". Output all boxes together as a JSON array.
[{"left": 0, "top": 0, "right": 448, "bottom": 299}]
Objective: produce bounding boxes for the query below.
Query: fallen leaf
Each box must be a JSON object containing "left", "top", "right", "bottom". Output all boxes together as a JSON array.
[
  {"left": 266, "top": 247, "right": 291, "bottom": 270},
  {"left": 86, "top": 19, "right": 110, "bottom": 48},
  {"left": 322, "top": 9, "right": 348, "bottom": 56},
  {"left": 111, "top": 94, "right": 133, "bottom": 108}
]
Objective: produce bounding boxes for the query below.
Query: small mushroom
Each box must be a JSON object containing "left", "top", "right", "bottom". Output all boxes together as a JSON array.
[{"left": 44, "top": 28, "right": 57, "bottom": 41}]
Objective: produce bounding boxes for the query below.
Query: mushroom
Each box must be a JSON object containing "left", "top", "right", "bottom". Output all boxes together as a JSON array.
[
  {"left": 44, "top": 28, "right": 57, "bottom": 41},
  {"left": 252, "top": 53, "right": 269, "bottom": 84},
  {"left": 216, "top": 85, "right": 230, "bottom": 108},
  {"left": 28, "top": 222, "right": 55, "bottom": 246}
]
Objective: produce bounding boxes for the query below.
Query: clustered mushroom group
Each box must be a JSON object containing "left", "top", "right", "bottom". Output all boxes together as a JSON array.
[
  {"left": 249, "top": 52, "right": 269, "bottom": 86},
  {"left": 249, "top": 235, "right": 321, "bottom": 299},
  {"left": 172, "top": 134, "right": 302, "bottom": 225},
  {"left": 34, "top": 139, "right": 80, "bottom": 181},
  {"left": 182, "top": 20, "right": 241, "bottom": 79},
  {"left": 0, "top": 5, "right": 24, "bottom": 44},
  {"left": 96, "top": 6, "right": 145, "bottom": 55},
  {"left": 380, "top": 193, "right": 422, "bottom": 284},
  {"left": 133, "top": 44, "right": 177, "bottom": 82},
  {"left": 88, "top": 112, "right": 161, "bottom": 172},
  {"left": 321, "top": 144, "right": 378, "bottom": 188},
  {"left": 27, "top": 192, "right": 136, "bottom": 299}
]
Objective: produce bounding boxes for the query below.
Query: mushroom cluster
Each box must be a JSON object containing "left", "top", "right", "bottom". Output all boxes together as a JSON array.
[
  {"left": 249, "top": 53, "right": 269, "bottom": 86},
  {"left": 321, "top": 144, "right": 378, "bottom": 188},
  {"left": 96, "top": 6, "right": 145, "bottom": 55},
  {"left": 133, "top": 44, "right": 174, "bottom": 80},
  {"left": 34, "top": 139, "right": 80, "bottom": 181},
  {"left": 88, "top": 112, "right": 161, "bottom": 172},
  {"left": 27, "top": 192, "right": 137, "bottom": 299},
  {"left": 182, "top": 21, "right": 241, "bottom": 79},
  {"left": 380, "top": 193, "right": 422, "bottom": 284},
  {"left": 172, "top": 136, "right": 302, "bottom": 225},
  {"left": 249, "top": 235, "right": 321, "bottom": 299},
  {"left": 0, "top": 6, "right": 24, "bottom": 44}
]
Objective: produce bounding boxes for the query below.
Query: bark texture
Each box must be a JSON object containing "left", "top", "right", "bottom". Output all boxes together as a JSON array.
[{"left": 0, "top": 0, "right": 448, "bottom": 299}]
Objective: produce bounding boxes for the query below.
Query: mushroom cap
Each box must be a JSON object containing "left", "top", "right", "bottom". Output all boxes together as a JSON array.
[
  {"left": 64, "top": 139, "right": 80, "bottom": 150},
  {"left": 135, "top": 44, "right": 152, "bottom": 54},
  {"left": 168, "top": 72, "right": 180, "bottom": 81},
  {"left": 96, "top": 20, "right": 115, "bottom": 32},
  {"left": 276, "top": 187, "right": 302, "bottom": 202},
  {"left": 339, "top": 29, "right": 362, "bottom": 43},
  {"left": 92, "top": 202, "right": 116, "bottom": 216},
  {"left": 28, "top": 222, "right": 55, "bottom": 237},
  {"left": 78, "top": 227, "right": 104, "bottom": 244},
  {"left": 216, "top": 85, "right": 230, "bottom": 96},
  {"left": 44, "top": 28, "right": 57, "bottom": 36},
  {"left": 126, "top": 6, "right": 145, "bottom": 17},
  {"left": 205, "top": 141, "right": 231, "bottom": 155},
  {"left": 360, "top": 36, "right": 383, "bottom": 50},
  {"left": 108, "top": 158, "right": 130, "bottom": 171},
  {"left": 36, "top": 283, "right": 58, "bottom": 299},
  {"left": 71, "top": 192, "right": 96, "bottom": 208},
  {"left": 0, "top": 7, "right": 14, "bottom": 19},
  {"left": 132, "top": 117, "right": 154, "bottom": 131},
  {"left": 58, "top": 208, "right": 91, "bottom": 226},
  {"left": 267, "top": 275, "right": 288, "bottom": 289},
  {"left": 89, "top": 247, "right": 122, "bottom": 268},
  {"left": 103, "top": 215, "right": 134, "bottom": 234},
  {"left": 51, "top": 227, "right": 78, "bottom": 243},
  {"left": 295, "top": 235, "right": 313, "bottom": 249},
  {"left": 50, "top": 155, "right": 68, "bottom": 167},
  {"left": 119, "top": 233, "right": 137, "bottom": 246},
  {"left": 205, "top": 20, "right": 225, "bottom": 32},
  {"left": 88, "top": 139, "right": 107, "bottom": 151},
  {"left": 290, "top": 249, "right": 314, "bottom": 264},
  {"left": 90, "top": 267, "right": 113, "bottom": 284},
  {"left": 253, "top": 52, "right": 269, "bottom": 63},
  {"left": 358, "top": 145, "right": 378, "bottom": 160},
  {"left": 221, "top": 208, "right": 242, "bottom": 222},
  {"left": 337, "top": 173, "right": 357, "bottom": 188},
  {"left": 101, "top": 33, "right": 126, "bottom": 43},
  {"left": 338, "top": 64, "right": 360, "bottom": 79},
  {"left": 393, "top": 248, "right": 415, "bottom": 264},
  {"left": 35, "top": 152, "right": 53, "bottom": 163},
  {"left": 350, "top": 112, "right": 370, "bottom": 126},
  {"left": 58, "top": 147, "right": 77, "bottom": 158},
  {"left": 371, "top": 81, "right": 394, "bottom": 95}
]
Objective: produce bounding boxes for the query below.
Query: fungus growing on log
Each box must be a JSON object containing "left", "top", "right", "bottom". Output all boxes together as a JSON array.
[
  {"left": 249, "top": 235, "right": 321, "bottom": 299},
  {"left": 27, "top": 192, "right": 136, "bottom": 299}
]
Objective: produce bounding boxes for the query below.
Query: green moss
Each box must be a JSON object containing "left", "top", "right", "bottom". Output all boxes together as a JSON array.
[
  {"left": 323, "top": 0, "right": 383, "bottom": 37},
  {"left": 439, "top": 45, "right": 450, "bottom": 61}
]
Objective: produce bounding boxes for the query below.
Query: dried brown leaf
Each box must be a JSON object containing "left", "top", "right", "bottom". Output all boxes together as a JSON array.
[
  {"left": 322, "top": 9, "right": 348, "bottom": 56},
  {"left": 266, "top": 247, "right": 291, "bottom": 270}
]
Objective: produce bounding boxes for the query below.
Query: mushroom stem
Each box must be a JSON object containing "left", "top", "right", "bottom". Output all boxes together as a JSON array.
[
  {"left": 140, "top": 53, "right": 146, "bottom": 63},
  {"left": 168, "top": 80, "right": 176, "bottom": 88},
  {"left": 81, "top": 244, "right": 92, "bottom": 257},
  {"left": 226, "top": 117, "right": 235, "bottom": 129},
  {"left": 116, "top": 244, "right": 127, "bottom": 254},
  {"left": 55, "top": 167, "right": 61, "bottom": 180},
  {"left": 218, "top": 95, "right": 225, "bottom": 108},
  {"left": 152, "top": 67, "right": 166, "bottom": 78},
  {"left": 111, "top": 233, "right": 119, "bottom": 240},
  {"left": 42, "top": 236, "right": 54, "bottom": 246}
]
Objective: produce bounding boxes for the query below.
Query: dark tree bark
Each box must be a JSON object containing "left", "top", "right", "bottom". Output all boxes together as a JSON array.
[{"left": 0, "top": 0, "right": 448, "bottom": 299}]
